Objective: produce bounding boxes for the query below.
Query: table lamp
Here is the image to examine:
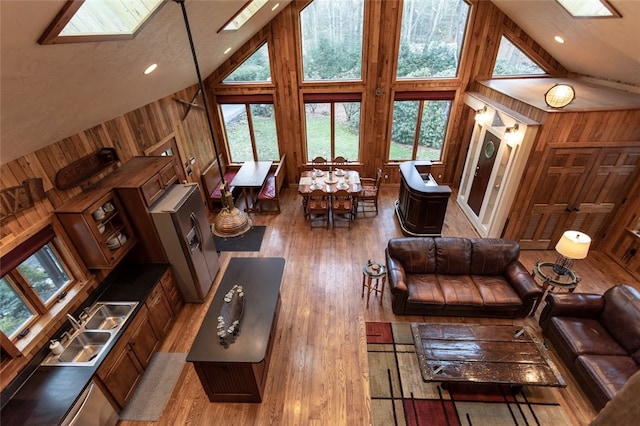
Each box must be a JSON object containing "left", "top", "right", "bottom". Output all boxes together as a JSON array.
[{"left": 554, "top": 230, "right": 591, "bottom": 275}]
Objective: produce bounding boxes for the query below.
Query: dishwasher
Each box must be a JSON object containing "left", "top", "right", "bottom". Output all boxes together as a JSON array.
[{"left": 61, "top": 379, "right": 118, "bottom": 426}]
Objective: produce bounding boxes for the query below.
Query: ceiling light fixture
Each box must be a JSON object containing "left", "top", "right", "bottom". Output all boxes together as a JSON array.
[
  {"left": 224, "top": 47, "right": 232, "bottom": 54},
  {"left": 544, "top": 83, "right": 576, "bottom": 109},
  {"left": 554, "top": 35, "right": 565, "bottom": 43},
  {"left": 271, "top": 3, "right": 280, "bottom": 11},
  {"left": 144, "top": 64, "right": 158, "bottom": 74}
]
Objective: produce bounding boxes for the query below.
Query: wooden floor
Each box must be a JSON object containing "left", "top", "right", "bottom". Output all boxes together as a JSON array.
[{"left": 119, "top": 186, "right": 640, "bottom": 426}]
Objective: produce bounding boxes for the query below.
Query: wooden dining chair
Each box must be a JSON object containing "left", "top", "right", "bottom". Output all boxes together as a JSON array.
[
  {"left": 307, "top": 188, "right": 330, "bottom": 229},
  {"left": 331, "top": 189, "right": 354, "bottom": 229},
  {"left": 332, "top": 156, "right": 347, "bottom": 165},
  {"left": 311, "top": 156, "right": 327, "bottom": 165},
  {"left": 357, "top": 168, "right": 382, "bottom": 216}
]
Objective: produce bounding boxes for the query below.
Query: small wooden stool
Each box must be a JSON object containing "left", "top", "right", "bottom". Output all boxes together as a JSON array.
[{"left": 361, "top": 260, "right": 387, "bottom": 308}]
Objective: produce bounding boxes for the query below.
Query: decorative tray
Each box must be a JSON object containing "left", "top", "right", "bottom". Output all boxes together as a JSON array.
[{"left": 217, "top": 285, "right": 244, "bottom": 346}]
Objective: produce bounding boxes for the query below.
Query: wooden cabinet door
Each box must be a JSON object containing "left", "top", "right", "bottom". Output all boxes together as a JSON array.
[
  {"left": 129, "top": 312, "right": 160, "bottom": 369},
  {"left": 519, "top": 146, "right": 640, "bottom": 249},
  {"left": 100, "top": 346, "right": 144, "bottom": 409},
  {"left": 147, "top": 284, "right": 174, "bottom": 338},
  {"left": 161, "top": 269, "right": 183, "bottom": 315}
]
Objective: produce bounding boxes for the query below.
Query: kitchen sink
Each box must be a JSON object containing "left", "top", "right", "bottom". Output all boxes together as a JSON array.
[
  {"left": 83, "top": 302, "right": 137, "bottom": 331},
  {"left": 41, "top": 301, "right": 138, "bottom": 367}
]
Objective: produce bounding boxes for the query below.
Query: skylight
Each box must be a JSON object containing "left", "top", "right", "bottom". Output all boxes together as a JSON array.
[
  {"left": 39, "top": 0, "right": 165, "bottom": 45},
  {"left": 556, "top": 0, "right": 621, "bottom": 18},
  {"left": 221, "top": 0, "right": 269, "bottom": 32}
]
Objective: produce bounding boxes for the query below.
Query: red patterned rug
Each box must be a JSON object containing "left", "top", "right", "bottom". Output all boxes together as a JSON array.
[{"left": 366, "top": 322, "right": 572, "bottom": 426}]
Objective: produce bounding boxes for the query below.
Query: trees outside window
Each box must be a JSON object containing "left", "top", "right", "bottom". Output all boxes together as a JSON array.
[
  {"left": 304, "top": 100, "right": 361, "bottom": 162},
  {"left": 1, "top": 240, "right": 73, "bottom": 340},
  {"left": 220, "top": 100, "right": 279, "bottom": 162},
  {"left": 493, "top": 36, "right": 545, "bottom": 76},
  {"left": 397, "top": 0, "right": 470, "bottom": 79},
  {"left": 300, "top": 0, "right": 364, "bottom": 81},
  {"left": 389, "top": 94, "right": 453, "bottom": 162},
  {"left": 223, "top": 44, "right": 272, "bottom": 83}
]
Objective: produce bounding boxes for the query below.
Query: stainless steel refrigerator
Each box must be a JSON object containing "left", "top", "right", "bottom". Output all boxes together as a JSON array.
[{"left": 149, "top": 183, "right": 220, "bottom": 302}]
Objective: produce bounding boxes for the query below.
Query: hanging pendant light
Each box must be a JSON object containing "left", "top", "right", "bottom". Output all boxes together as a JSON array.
[{"left": 174, "top": 0, "right": 251, "bottom": 237}]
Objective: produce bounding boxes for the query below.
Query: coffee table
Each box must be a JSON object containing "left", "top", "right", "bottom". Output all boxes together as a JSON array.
[{"left": 411, "top": 322, "right": 566, "bottom": 388}]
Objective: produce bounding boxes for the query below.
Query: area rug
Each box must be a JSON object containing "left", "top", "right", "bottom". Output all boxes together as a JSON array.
[
  {"left": 212, "top": 225, "right": 266, "bottom": 252},
  {"left": 366, "top": 322, "right": 572, "bottom": 426},
  {"left": 119, "top": 352, "right": 186, "bottom": 421}
]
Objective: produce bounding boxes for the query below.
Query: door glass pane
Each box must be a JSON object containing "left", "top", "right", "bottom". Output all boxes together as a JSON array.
[
  {"left": 335, "top": 102, "right": 360, "bottom": 161},
  {"left": 221, "top": 104, "right": 253, "bottom": 163},
  {"left": 0, "top": 277, "right": 35, "bottom": 338},
  {"left": 300, "top": 0, "right": 364, "bottom": 81},
  {"left": 16, "top": 243, "right": 71, "bottom": 304},
  {"left": 305, "top": 103, "right": 331, "bottom": 161},
  {"left": 397, "top": 0, "right": 470, "bottom": 79},
  {"left": 389, "top": 101, "right": 419, "bottom": 161},
  {"left": 416, "top": 100, "right": 451, "bottom": 161},
  {"left": 251, "top": 104, "right": 279, "bottom": 160}
]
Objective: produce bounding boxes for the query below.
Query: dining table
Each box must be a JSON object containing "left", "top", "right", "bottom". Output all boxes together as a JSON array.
[
  {"left": 231, "top": 160, "right": 273, "bottom": 213},
  {"left": 298, "top": 168, "right": 361, "bottom": 196}
]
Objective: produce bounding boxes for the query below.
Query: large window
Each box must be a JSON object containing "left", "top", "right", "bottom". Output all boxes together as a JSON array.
[
  {"left": 219, "top": 96, "right": 279, "bottom": 163},
  {"left": 223, "top": 43, "right": 272, "bottom": 83},
  {"left": 1, "top": 228, "right": 74, "bottom": 340},
  {"left": 304, "top": 95, "right": 361, "bottom": 162},
  {"left": 300, "top": 0, "right": 364, "bottom": 81},
  {"left": 389, "top": 93, "right": 454, "bottom": 162},
  {"left": 493, "top": 36, "right": 545, "bottom": 77},
  {"left": 397, "top": 0, "right": 470, "bottom": 79}
]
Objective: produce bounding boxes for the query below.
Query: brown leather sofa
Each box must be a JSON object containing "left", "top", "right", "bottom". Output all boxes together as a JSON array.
[
  {"left": 385, "top": 237, "right": 541, "bottom": 317},
  {"left": 539, "top": 284, "right": 640, "bottom": 411}
]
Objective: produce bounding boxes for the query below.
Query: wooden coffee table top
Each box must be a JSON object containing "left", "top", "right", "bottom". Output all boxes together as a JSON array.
[{"left": 411, "top": 322, "right": 566, "bottom": 387}]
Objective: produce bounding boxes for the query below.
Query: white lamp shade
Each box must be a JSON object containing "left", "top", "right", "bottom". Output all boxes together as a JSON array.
[{"left": 555, "top": 230, "right": 591, "bottom": 259}]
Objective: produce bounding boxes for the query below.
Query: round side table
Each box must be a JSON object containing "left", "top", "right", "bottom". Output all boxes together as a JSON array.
[
  {"left": 530, "top": 261, "right": 581, "bottom": 316},
  {"left": 362, "top": 261, "right": 387, "bottom": 308}
]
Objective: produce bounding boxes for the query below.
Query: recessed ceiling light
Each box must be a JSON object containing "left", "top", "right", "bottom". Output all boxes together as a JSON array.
[
  {"left": 271, "top": 3, "right": 280, "bottom": 11},
  {"left": 224, "top": 47, "right": 232, "bottom": 54},
  {"left": 144, "top": 63, "right": 158, "bottom": 74},
  {"left": 554, "top": 35, "right": 565, "bottom": 43}
]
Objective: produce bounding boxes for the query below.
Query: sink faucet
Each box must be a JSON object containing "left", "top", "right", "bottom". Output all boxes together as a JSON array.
[{"left": 66, "top": 314, "right": 82, "bottom": 331}]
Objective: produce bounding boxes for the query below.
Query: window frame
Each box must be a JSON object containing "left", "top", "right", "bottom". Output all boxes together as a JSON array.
[
  {"left": 217, "top": 94, "right": 280, "bottom": 163},
  {"left": 302, "top": 93, "right": 363, "bottom": 163},
  {"left": 387, "top": 91, "right": 456, "bottom": 163}
]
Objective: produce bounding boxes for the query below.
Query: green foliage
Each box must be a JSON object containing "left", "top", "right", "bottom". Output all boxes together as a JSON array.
[
  {"left": 0, "top": 278, "right": 32, "bottom": 337},
  {"left": 224, "top": 45, "right": 271, "bottom": 82},
  {"left": 304, "top": 38, "right": 361, "bottom": 80}
]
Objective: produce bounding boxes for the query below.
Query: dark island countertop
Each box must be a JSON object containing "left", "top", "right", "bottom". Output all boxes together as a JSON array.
[
  {"left": 1, "top": 263, "right": 169, "bottom": 426},
  {"left": 399, "top": 160, "right": 452, "bottom": 195}
]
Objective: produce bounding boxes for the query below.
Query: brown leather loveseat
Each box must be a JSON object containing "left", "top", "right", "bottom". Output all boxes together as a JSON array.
[
  {"left": 385, "top": 237, "right": 541, "bottom": 317},
  {"left": 539, "top": 284, "right": 640, "bottom": 411}
]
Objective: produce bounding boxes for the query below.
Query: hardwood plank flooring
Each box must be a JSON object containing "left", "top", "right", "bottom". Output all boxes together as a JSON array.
[{"left": 119, "top": 186, "right": 640, "bottom": 426}]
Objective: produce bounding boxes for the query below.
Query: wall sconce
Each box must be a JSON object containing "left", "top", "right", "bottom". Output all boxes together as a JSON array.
[
  {"left": 504, "top": 123, "right": 520, "bottom": 145},
  {"left": 554, "top": 230, "right": 591, "bottom": 275},
  {"left": 475, "top": 106, "right": 488, "bottom": 123},
  {"left": 544, "top": 83, "right": 576, "bottom": 109}
]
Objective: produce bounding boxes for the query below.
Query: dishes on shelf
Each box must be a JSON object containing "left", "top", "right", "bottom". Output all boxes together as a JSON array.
[
  {"left": 106, "top": 232, "right": 127, "bottom": 250},
  {"left": 92, "top": 207, "right": 106, "bottom": 221},
  {"left": 97, "top": 223, "right": 106, "bottom": 234}
]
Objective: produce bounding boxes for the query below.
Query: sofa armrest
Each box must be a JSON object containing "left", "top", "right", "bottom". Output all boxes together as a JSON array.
[
  {"left": 538, "top": 292, "right": 605, "bottom": 330},
  {"left": 385, "top": 250, "right": 407, "bottom": 294},
  {"left": 505, "top": 261, "right": 542, "bottom": 300}
]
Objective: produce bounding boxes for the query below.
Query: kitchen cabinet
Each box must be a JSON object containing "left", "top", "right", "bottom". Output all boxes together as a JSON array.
[
  {"left": 56, "top": 190, "right": 136, "bottom": 269},
  {"left": 160, "top": 268, "right": 183, "bottom": 315},
  {"left": 146, "top": 282, "right": 174, "bottom": 339},
  {"left": 97, "top": 304, "right": 159, "bottom": 410}
]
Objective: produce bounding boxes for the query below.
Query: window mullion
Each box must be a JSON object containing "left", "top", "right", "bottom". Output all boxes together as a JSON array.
[
  {"left": 411, "top": 101, "right": 425, "bottom": 160},
  {"left": 330, "top": 103, "right": 336, "bottom": 160},
  {"left": 246, "top": 104, "right": 259, "bottom": 160},
  {"left": 10, "top": 272, "right": 47, "bottom": 314}
]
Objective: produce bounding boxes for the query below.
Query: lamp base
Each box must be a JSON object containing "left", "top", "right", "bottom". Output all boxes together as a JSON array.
[{"left": 553, "top": 255, "right": 574, "bottom": 276}]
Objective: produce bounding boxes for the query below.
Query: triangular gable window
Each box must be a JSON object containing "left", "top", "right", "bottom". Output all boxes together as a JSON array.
[
  {"left": 493, "top": 36, "right": 546, "bottom": 77},
  {"left": 223, "top": 44, "right": 272, "bottom": 83}
]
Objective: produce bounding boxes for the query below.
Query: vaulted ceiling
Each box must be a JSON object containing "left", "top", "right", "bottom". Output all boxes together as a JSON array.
[{"left": 1, "top": 0, "right": 638, "bottom": 165}]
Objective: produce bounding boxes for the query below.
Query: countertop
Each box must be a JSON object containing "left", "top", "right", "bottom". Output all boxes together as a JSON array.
[
  {"left": 1, "top": 263, "right": 169, "bottom": 426},
  {"left": 399, "top": 160, "right": 452, "bottom": 194}
]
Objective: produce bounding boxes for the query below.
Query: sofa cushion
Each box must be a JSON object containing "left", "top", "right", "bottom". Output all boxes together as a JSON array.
[
  {"left": 406, "top": 274, "right": 444, "bottom": 306},
  {"left": 436, "top": 274, "right": 483, "bottom": 306},
  {"left": 574, "top": 354, "right": 639, "bottom": 410},
  {"left": 434, "top": 238, "right": 471, "bottom": 274},
  {"left": 469, "top": 238, "right": 519, "bottom": 275},
  {"left": 600, "top": 285, "right": 640, "bottom": 354},
  {"left": 634, "top": 348, "right": 640, "bottom": 365},
  {"left": 472, "top": 275, "right": 522, "bottom": 306},
  {"left": 549, "top": 317, "right": 628, "bottom": 358},
  {"left": 387, "top": 238, "right": 436, "bottom": 274}
]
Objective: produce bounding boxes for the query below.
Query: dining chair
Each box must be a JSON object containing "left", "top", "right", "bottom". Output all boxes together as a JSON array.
[
  {"left": 331, "top": 189, "right": 354, "bottom": 228},
  {"left": 311, "top": 156, "right": 327, "bottom": 165},
  {"left": 332, "top": 156, "right": 347, "bottom": 165},
  {"left": 357, "top": 168, "right": 382, "bottom": 216},
  {"left": 307, "top": 188, "right": 330, "bottom": 229}
]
